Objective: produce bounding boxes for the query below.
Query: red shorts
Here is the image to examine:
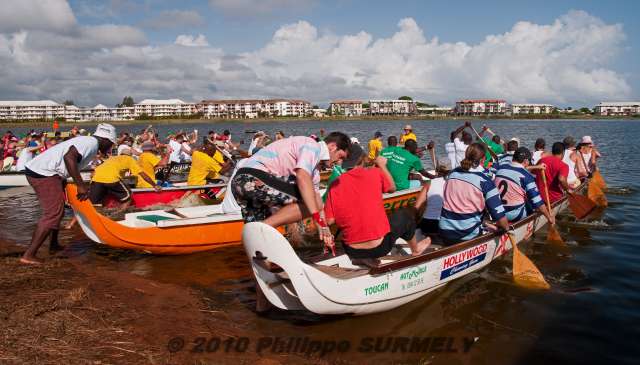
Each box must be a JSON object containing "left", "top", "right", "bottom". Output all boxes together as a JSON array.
[{"left": 27, "top": 175, "right": 65, "bottom": 230}]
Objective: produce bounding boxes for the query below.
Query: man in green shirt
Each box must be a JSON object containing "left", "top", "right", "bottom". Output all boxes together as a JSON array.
[
  {"left": 380, "top": 140, "right": 432, "bottom": 190},
  {"left": 479, "top": 125, "right": 504, "bottom": 166}
]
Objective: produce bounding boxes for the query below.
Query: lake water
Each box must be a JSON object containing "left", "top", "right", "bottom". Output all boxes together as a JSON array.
[{"left": 1, "top": 119, "right": 639, "bottom": 364}]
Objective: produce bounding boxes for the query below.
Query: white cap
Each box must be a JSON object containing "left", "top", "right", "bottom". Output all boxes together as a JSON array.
[
  {"left": 509, "top": 137, "right": 521, "bottom": 145},
  {"left": 581, "top": 136, "right": 594, "bottom": 145},
  {"left": 94, "top": 123, "right": 117, "bottom": 144},
  {"left": 350, "top": 137, "right": 360, "bottom": 144},
  {"left": 318, "top": 141, "right": 330, "bottom": 161}
]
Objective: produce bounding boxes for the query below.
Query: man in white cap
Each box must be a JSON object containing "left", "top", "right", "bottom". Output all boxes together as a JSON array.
[
  {"left": 21, "top": 123, "right": 116, "bottom": 265},
  {"left": 400, "top": 124, "right": 417, "bottom": 145},
  {"left": 231, "top": 132, "right": 350, "bottom": 250}
]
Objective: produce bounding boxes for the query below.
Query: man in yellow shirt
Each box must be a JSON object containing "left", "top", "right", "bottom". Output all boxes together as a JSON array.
[
  {"left": 367, "top": 131, "right": 383, "bottom": 162},
  {"left": 399, "top": 124, "right": 417, "bottom": 145},
  {"left": 136, "top": 141, "right": 169, "bottom": 188},
  {"left": 187, "top": 143, "right": 230, "bottom": 186},
  {"left": 89, "top": 151, "right": 160, "bottom": 211}
]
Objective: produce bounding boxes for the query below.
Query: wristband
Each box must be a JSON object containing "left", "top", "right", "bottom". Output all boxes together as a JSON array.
[{"left": 312, "top": 212, "right": 327, "bottom": 228}]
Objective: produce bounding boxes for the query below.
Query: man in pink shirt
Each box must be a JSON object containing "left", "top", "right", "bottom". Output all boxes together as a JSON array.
[{"left": 232, "top": 132, "right": 350, "bottom": 247}]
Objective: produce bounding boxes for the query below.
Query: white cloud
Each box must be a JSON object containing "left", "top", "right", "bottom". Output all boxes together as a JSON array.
[
  {"left": 209, "top": 0, "right": 314, "bottom": 17},
  {"left": 141, "top": 10, "right": 205, "bottom": 30},
  {"left": 0, "top": 0, "right": 76, "bottom": 33},
  {"left": 0, "top": 4, "right": 632, "bottom": 107},
  {"left": 175, "top": 34, "right": 210, "bottom": 47}
]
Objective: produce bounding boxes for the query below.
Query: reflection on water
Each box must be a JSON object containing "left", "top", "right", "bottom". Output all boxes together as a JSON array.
[{"left": 2, "top": 119, "right": 640, "bottom": 364}]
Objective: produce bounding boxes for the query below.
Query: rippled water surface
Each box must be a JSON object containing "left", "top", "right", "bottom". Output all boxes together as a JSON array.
[{"left": 2, "top": 119, "right": 639, "bottom": 364}]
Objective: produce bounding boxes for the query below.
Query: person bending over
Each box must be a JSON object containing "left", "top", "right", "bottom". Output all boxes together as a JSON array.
[{"left": 324, "top": 156, "right": 431, "bottom": 266}]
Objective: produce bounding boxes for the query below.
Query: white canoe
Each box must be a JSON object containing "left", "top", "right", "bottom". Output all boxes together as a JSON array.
[
  {"left": 242, "top": 191, "right": 575, "bottom": 316},
  {"left": 0, "top": 170, "right": 93, "bottom": 188}
]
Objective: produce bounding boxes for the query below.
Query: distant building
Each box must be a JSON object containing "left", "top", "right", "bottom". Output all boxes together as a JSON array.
[
  {"left": 0, "top": 100, "right": 65, "bottom": 120},
  {"left": 455, "top": 99, "right": 507, "bottom": 115},
  {"left": 134, "top": 99, "right": 196, "bottom": 118},
  {"left": 594, "top": 102, "right": 640, "bottom": 116},
  {"left": 417, "top": 106, "right": 453, "bottom": 115},
  {"left": 311, "top": 108, "right": 327, "bottom": 118},
  {"left": 510, "top": 104, "right": 555, "bottom": 115},
  {"left": 330, "top": 100, "right": 363, "bottom": 116},
  {"left": 198, "top": 99, "right": 310, "bottom": 119},
  {"left": 369, "top": 99, "right": 417, "bottom": 115}
]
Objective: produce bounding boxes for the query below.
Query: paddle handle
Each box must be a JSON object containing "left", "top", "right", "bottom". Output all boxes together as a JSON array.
[
  {"left": 470, "top": 125, "right": 499, "bottom": 161},
  {"left": 429, "top": 145, "right": 437, "bottom": 169},
  {"left": 540, "top": 168, "right": 553, "bottom": 216}
]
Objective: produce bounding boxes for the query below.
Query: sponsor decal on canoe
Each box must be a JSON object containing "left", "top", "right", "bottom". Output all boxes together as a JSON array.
[
  {"left": 364, "top": 282, "right": 389, "bottom": 296},
  {"left": 383, "top": 196, "right": 416, "bottom": 212},
  {"left": 400, "top": 265, "right": 427, "bottom": 281},
  {"left": 440, "top": 244, "right": 488, "bottom": 280},
  {"left": 400, "top": 265, "right": 427, "bottom": 291}
]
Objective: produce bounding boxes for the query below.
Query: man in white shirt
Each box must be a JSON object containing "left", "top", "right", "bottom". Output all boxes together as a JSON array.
[
  {"left": 446, "top": 122, "right": 472, "bottom": 169},
  {"left": 21, "top": 124, "right": 116, "bottom": 265}
]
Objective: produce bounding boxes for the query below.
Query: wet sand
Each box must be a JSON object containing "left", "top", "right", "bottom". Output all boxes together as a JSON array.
[{"left": 0, "top": 241, "right": 325, "bottom": 365}]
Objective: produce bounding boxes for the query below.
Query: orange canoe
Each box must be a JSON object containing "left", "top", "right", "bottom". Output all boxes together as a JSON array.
[{"left": 67, "top": 184, "right": 421, "bottom": 255}]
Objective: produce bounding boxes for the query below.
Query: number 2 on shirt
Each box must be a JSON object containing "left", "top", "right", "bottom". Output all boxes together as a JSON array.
[{"left": 498, "top": 180, "right": 508, "bottom": 205}]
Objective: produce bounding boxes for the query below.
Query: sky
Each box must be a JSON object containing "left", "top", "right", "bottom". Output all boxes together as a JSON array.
[{"left": 0, "top": 0, "right": 638, "bottom": 107}]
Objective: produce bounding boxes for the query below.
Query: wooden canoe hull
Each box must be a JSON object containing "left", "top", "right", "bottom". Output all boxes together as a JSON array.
[
  {"left": 103, "top": 184, "right": 225, "bottom": 209},
  {"left": 68, "top": 185, "right": 421, "bottom": 255}
]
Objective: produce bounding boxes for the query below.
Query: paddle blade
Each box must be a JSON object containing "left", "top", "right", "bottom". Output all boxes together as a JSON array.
[
  {"left": 588, "top": 181, "right": 608, "bottom": 207},
  {"left": 547, "top": 225, "right": 564, "bottom": 246},
  {"left": 568, "top": 194, "right": 596, "bottom": 220},
  {"left": 510, "top": 235, "right": 550, "bottom": 290},
  {"left": 591, "top": 170, "right": 607, "bottom": 190}
]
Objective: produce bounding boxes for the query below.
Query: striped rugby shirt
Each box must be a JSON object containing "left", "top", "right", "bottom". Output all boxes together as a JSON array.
[
  {"left": 494, "top": 163, "right": 544, "bottom": 222},
  {"left": 439, "top": 166, "right": 506, "bottom": 243}
]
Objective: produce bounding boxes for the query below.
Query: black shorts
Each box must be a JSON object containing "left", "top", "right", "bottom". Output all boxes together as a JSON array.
[
  {"left": 89, "top": 180, "right": 132, "bottom": 204},
  {"left": 343, "top": 209, "right": 417, "bottom": 259},
  {"left": 419, "top": 218, "right": 440, "bottom": 235}
]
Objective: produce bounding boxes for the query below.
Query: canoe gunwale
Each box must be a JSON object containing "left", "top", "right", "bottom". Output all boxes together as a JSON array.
[{"left": 366, "top": 181, "right": 586, "bottom": 275}]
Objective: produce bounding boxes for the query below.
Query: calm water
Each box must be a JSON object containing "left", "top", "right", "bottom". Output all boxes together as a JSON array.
[{"left": 2, "top": 119, "right": 639, "bottom": 364}]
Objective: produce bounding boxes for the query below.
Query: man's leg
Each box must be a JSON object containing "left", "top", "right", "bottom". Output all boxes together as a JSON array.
[
  {"left": 21, "top": 226, "right": 52, "bottom": 264},
  {"left": 21, "top": 176, "right": 65, "bottom": 264},
  {"left": 263, "top": 202, "right": 305, "bottom": 228},
  {"left": 49, "top": 229, "right": 62, "bottom": 252}
]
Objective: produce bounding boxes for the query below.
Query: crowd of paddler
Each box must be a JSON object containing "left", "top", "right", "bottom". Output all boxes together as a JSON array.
[{"left": 10, "top": 122, "right": 606, "bottom": 276}]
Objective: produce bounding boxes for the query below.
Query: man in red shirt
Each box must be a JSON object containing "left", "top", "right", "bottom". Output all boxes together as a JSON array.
[
  {"left": 536, "top": 142, "right": 571, "bottom": 203},
  {"left": 324, "top": 154, "right": 432, "bottom": 265}
]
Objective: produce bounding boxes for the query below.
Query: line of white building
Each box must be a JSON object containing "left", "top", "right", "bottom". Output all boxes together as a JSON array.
[{"left": 1, "top": 99, "right": 638, "bottom": 121}]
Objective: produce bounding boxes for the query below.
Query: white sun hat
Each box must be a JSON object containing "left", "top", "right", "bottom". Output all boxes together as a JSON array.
[{"left": 94, "top": 123, "right": 117, "bottom": 144}]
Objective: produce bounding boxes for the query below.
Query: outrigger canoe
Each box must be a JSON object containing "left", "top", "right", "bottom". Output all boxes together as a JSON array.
[
  {"left": 66, "top": 184, "right": 421, "bottom": 255},
  {"left": 241, "top": 182, "right": 589, "bottom": 316}
]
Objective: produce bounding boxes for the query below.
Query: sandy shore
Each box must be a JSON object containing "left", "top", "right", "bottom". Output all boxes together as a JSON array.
[{"left": 0, "top": 241, "right": 327, "bottom": 365}]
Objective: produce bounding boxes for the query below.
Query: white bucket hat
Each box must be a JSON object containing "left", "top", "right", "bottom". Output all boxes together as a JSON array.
[
  {"left": 94, "top": 123, "right": 117, "bottom": 144},
  {"left": 581, "top": 136, "right": 594, "bottom": 145}
]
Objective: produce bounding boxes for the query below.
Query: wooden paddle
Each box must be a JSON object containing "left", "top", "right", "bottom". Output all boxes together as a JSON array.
[
  {"left": 470, "top": 125, "right": 499, "bottom": 161},
  {"left": 568, "top": 192, "right": 596, "bottom": 220},
  {"left": 540, "top": 170, "right": 564, "bottom": 245},
  {"left": 588, "top": 180, "right": 608, "bottom": 207},
  {"left": 509, "top": 232, "right": 550, "bottom": 290},
  {"left": 591, "top": 169, "right": 607, "bottom": 190},
  {"left": 578, "top": 151, "right": 607, "bottom": 207}
]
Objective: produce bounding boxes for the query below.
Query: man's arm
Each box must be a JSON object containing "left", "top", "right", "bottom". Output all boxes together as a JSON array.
[
  {"left": 63, "top": 146, "right": 89, "bottom": 200},
  {"left": 374, "top": 156, "right": 396, "bottom": 193},
  {"left": 450, "top": 125, "right": 466, "bottom": 142},
  {"left": 295, "top": 169, "right": 320, "bottom": 214},
  {"left": 139, "top": 172, "right": 161, "bottom": 191}
]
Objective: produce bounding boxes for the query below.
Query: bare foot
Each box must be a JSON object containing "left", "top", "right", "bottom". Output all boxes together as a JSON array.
[
  {"left": 411, "top": 237, "right": 432, "bottom": 256},
  {"left": 19, "top": 256, "right": 43, "bottom": 265}
]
